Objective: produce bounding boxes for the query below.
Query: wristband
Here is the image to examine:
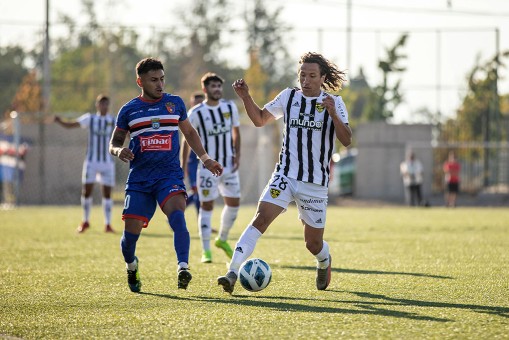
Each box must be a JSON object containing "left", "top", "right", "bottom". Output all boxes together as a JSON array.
[{"left": 199, "top": 153, "right": 211, "bottom": 163}]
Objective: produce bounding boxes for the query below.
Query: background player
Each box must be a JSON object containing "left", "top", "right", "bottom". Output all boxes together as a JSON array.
[
  {"left": 182, "top": 72, "right": 241, "bottom": 264},
  {"left": 185, "top": 92, "right": 205, "bottom": 214},
  {"left": 109, "top": 58, "right": 222, "bottom": 293},
  {"left": 54, "top": 94, "right": 115, "bottom": 233},
  {"left": 218, "top": 52, "right": 352, "bottom": 293}
]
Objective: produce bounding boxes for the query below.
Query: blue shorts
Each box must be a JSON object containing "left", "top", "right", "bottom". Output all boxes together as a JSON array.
[{"left": 122, "top": 178, "right": 186, "bottom": 227}]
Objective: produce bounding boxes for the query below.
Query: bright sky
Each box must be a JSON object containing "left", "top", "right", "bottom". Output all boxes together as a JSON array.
[{"left": 1, "top": 0, "right": 509, "bottom": 123}]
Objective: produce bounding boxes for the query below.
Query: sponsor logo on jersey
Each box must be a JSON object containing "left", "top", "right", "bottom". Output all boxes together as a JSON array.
[
  {"left": 316, "top": 103, "right": 325, "bottom": 113},
  {"left": 292, "top": 101, "right": 300, "bottom": 107},
  {"left": 289, "top": 118, "right": 323, "bottom": 131},
  {"left": 301, "top": 198, "right": 324, "bottom": 204},
  {"left": 207, "top": 124, "right": 230, "bottom": 136},
  {"left": 139, "top": 134, "right": 172, "bottom": 152},
  {"left": 270, "top": 188, "right": 281, "bottom": 198},
  {"left": 151, "top": 118, "right": 160, "bottom": 129},
  {"left": 165, "top": 102, "right": 175, "bottom": 113}
]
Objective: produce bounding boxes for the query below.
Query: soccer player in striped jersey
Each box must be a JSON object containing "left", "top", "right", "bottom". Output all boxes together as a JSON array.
[
  {"left": 182, "top": 73, "right": 241, "bottom": 264},
  {"left": 218, "top": 52, "right": 352, "bottom": 293},
  {"left": 109, "top": 58, "right": 223, "bottom": 292},
  {"left": 54, "top": 94, "right": 116, "bottom": 234}
]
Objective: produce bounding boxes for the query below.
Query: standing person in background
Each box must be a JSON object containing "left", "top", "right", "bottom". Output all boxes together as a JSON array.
[
  {"left": 182, "top": 72, "right": 242, "bottom": 264},
  {"left": 185, "top": 92, "right": 205, "bottom": 214},
  {"left": 443, "top": 151, "right": 460, "bottom": 207},
  {"left": 54, "top": 94, "right": 116, "bottom": 233},
  {"left": 217, "top": 52, "right": 352, "bottom": 294},
  {"left": 109, "top": 58, "right": 223, "bottom": 293},
  {"left": 400, "top": 151, "right": 423, "bottom": 206}
]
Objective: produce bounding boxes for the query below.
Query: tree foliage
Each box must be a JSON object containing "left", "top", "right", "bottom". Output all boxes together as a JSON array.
[{"left": 0, "top": 46, "right": 30, "bottom": 117}]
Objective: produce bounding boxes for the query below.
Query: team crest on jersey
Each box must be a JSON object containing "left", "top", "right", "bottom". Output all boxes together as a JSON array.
[
  {"left": 223, "top": 112, "right": 231, "bottom": 119},
  {"left": 316, "top": 103, "right": 325, "bottom": 113},
  {"left": 202, "top": 189, "right": 210, "bottom": 197},
  {"left": 151, "top": 118, "right": 160, "bottom": 129},
  {"left": 165, "top": 102, "right": 175, "bottom": 113},
  {"left": 270, "top": 189, "right": 281, "bottom": 198}
]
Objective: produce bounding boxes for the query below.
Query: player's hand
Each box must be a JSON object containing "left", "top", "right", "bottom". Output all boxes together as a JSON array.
[
  {"left": 117, "top": 147, "right": 134, "bottom": 163},
  {"left": 232, "top": 79, "right": 250, "bottom": 99},
  {"left": 204, "top": 159, "right": 223, "bottom": 177},
  {"left": 321, "top": 94, "right": 336, "bottom": 114}
]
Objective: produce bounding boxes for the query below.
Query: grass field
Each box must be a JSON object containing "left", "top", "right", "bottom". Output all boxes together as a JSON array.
[{"left": 1, "top": 205, "right": 508, "bottom": 339}]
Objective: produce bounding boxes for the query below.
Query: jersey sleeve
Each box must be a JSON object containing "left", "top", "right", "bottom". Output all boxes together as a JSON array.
[
  {"left": 231, "top": 101, "right": 241, "bottom": 127},
  {"left": 115, "top": 105, "right": 130, "bottom": 130},
  {"left": 334, "top": 96, "right": 349, "bottom": 124},
  {"left": 77, "top": 113, "right": 91, "bottom": 128},
  {"left": 177, "top": 97, "right": 188, "bottom": 121},
  {"left": 263, "top": 88, "right": 289, "bottom": 120}
]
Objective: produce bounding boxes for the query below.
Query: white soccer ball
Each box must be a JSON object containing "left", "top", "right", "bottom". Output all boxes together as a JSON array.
[{"left": 239, "top": 258, "right": 272, "bottom": 292}]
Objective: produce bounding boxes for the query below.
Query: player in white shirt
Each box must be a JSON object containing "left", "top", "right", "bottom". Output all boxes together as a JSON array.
[
  {"left": 218, "top": 52, "right": 352, "bottom": 293},
  {"left": 54, "top": 94, "right": 116, "bottom": 233},
  {"left": 182, "top": 73, "right": 241, "bottom": 263}
]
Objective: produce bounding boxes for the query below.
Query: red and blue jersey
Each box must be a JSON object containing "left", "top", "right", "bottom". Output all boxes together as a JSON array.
[{"left": 116, "top": 93, "right": 187, "bottom": 183}]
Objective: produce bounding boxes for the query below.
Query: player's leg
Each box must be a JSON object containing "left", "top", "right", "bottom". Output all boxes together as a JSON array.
[
  {"left": 159, "top": 181, "right": 192, "bottom": 289},
  {"left": 120, "top": 189, "right": 155, "bottom": 293},
  {"left": 100, "top": 163, "right": 115, "bottom": 232},
  {"left": 78, "top": 161, "right": 95, "bottom": 232},
  {"left": 197, "top": 168, "right": 219, "bottom": 263},
  {"left": 296, "top": 182, "right": 330, "bottom": 290},
  {"left": 215, "top": 171, "right": 241, "bottom": 259},
  {"left": 218, "top": 171, "right": 290, "bottom": 293}
]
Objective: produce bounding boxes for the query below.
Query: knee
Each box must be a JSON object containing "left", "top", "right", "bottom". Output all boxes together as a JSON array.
[{"left": 305, "top": 239, "right": 322, "bottom": 255}]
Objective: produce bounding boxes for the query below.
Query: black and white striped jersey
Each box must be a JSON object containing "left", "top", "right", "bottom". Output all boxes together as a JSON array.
[
  {"left": 264, "top": 88, "right": 349, "bottom": 187},
  {"left": 77, "top": 113, "right": 116, "bottom": 164},
  {"left": 188, "top": 99, "right": 240, "bottom": 168}
]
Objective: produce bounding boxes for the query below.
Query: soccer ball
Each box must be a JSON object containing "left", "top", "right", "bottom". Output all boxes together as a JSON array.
[{"left": 239, "top": 258, "right": 272, "bottom": 292}]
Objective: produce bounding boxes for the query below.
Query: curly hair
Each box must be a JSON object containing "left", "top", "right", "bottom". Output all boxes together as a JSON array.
[{"left": 299, "top": 52, "right": 347, "bottom": 91}]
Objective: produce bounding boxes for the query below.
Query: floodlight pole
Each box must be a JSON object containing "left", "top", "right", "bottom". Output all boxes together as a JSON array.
[{"left": 40, "top": 0, "right": 51, "bottom": 203}]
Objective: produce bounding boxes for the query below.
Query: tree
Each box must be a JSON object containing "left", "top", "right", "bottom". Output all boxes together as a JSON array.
[
  {"left": 0, "top": 46, "right": 30, "bottom": 117},
  {"left": 244, "top": 0, "right": 294, "bottom": 100},
  {"left": 365, "top": 34, "right": 408, "bottom": 121}
]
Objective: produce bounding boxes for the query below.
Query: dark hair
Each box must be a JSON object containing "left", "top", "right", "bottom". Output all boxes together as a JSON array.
[
  {"left": 192, "top": 91, "right": 205, "bottom": 100},
  {"left": 299, "top": 52, "right": 347, "bottom": 91},
  {"left": 96, "top": 94, "right": 109, "bottom": 103},
  {"left": 136, "top": 58, "right": 164, "bottom": 76},
  {"left": 201, "top": 72, "right": 224, "bottom": 88}
]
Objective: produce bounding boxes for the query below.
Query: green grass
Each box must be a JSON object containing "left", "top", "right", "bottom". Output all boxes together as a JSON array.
[{"left": 1, "top": 205, "right": 508, "bottom": 339}]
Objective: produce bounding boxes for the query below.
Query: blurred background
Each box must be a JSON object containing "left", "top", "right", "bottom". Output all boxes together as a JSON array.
[{"left": 1, "top": 0, "right": 508, "bottom": 207}]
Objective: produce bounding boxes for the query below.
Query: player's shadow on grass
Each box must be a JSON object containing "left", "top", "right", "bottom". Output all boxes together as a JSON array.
[
  {"left": 346, "top": 291, "right": 509, "bottom": 319},
  {"left": 280, "top": 264, "right": 453, "bottom": 279},
  {"left": 194, "top": 295, "right": 450, "bottom": 322}
]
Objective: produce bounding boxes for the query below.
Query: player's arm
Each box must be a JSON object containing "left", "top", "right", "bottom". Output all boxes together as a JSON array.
[
  {"left": 179, "top": 119, "right": 223, "bottom": 177},
  {"left": 232, "top": 126, "right": 241, "bottom": 172},
  {"left": 109, "top": 127, "right": 134, "bottom": 163},
  {"left": 54, "top": 116, "right": 80, "bottom": 128},
  {"left": 322, "top": 95, "right": 352, "bottom": 147},
  {"left": 181, "top": 139, "right": 191, "bottom": 177},
  {"left": 232, "top": 79, "right": 274, "bottom": 127}
]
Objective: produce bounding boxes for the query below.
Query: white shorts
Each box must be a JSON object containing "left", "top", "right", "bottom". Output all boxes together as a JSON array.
[
  {"left": 260, "top": 171, "right": 328, "bottom": 228},
  {"left": 197, "top": 165, "right": 241, "bottom": 202},
  {"left": 82, "top": 161, "right": 115, "bottom": 187}
]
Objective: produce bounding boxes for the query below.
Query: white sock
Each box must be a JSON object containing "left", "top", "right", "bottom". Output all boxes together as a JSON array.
[
  {"left": 198, "top": 208, "right": 213, "bottom": 251},
  {"left": 229, "top": 225, "right": 262, "bottom": 274},
  {"left": 102, "top": 198, "right": 113, "bottom": 225},
  {"left": 219, "top": 205, "right": 239, "bottom": 241},
  {"left": 126, "top": 258, "right": 137, "bottom": 271},
  {"left": 81, "top": 196, "right": 92, "bottom": 222},
  {"left": 315, "top": 241, "right": 330, "bottom": 269},
  {"left": 178, "top": 262, "right": 189, "bottom": 271}
]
